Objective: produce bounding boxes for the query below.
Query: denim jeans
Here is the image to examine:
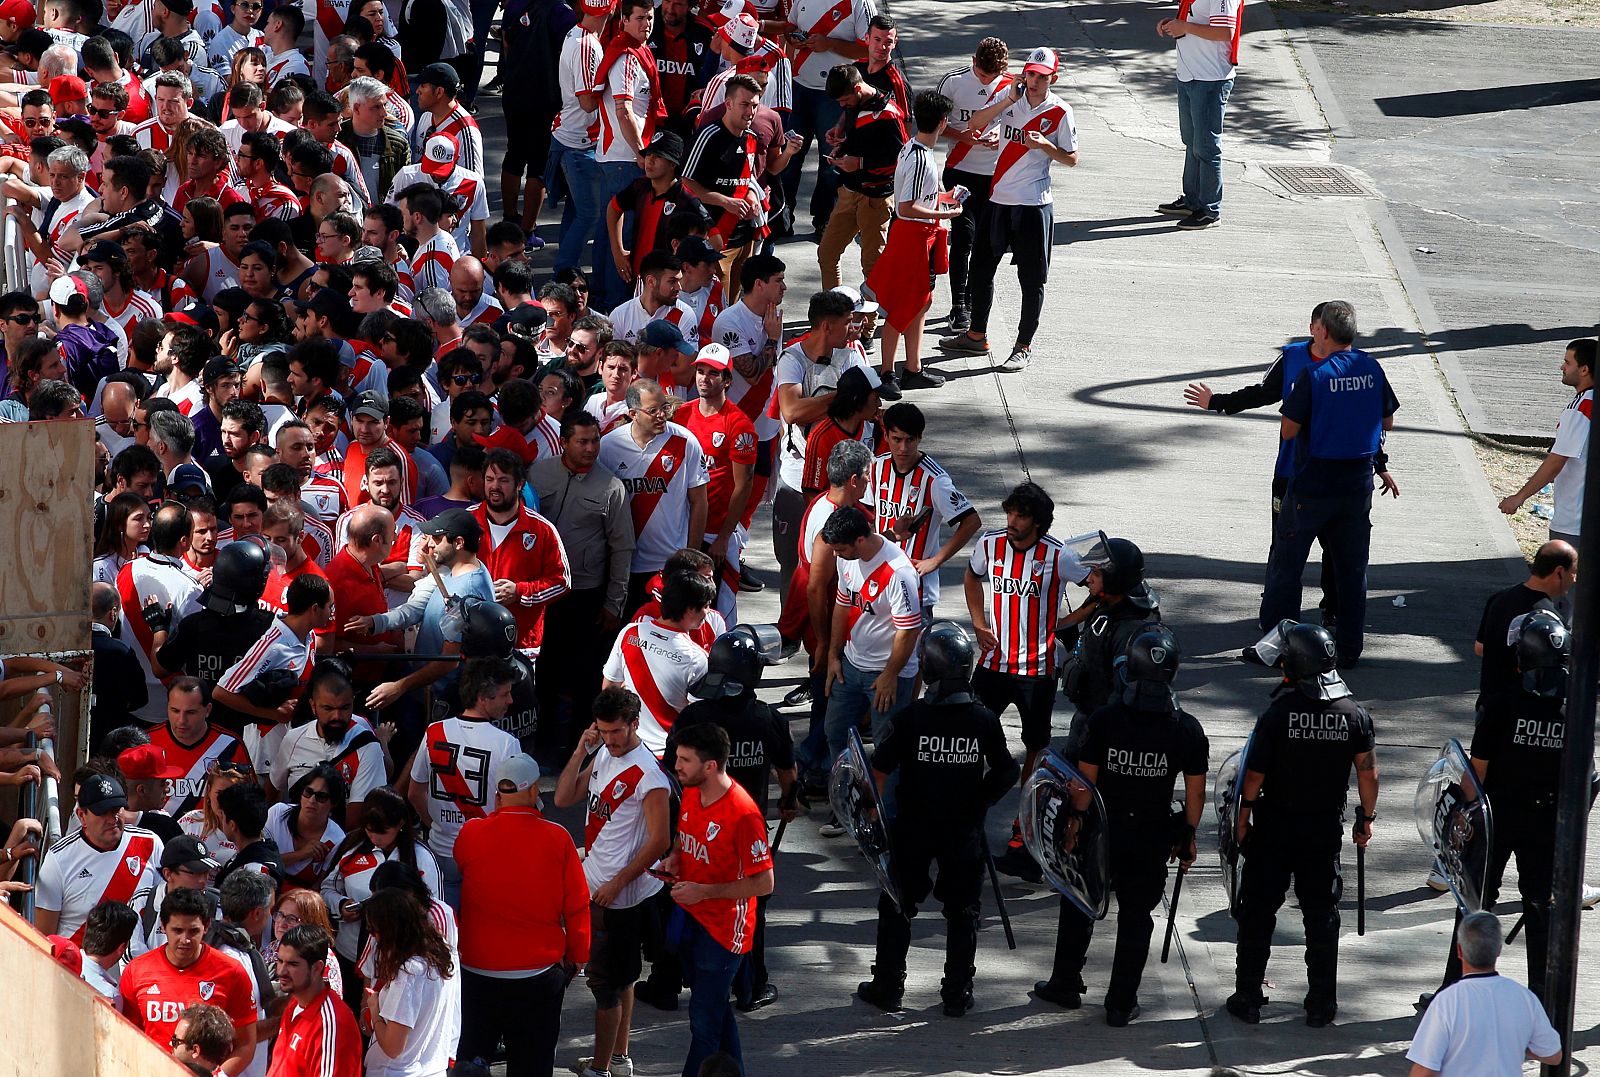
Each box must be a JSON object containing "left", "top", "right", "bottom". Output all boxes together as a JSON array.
[
  {"left": 681, "top": 916, "right": 745, "bottom": 1077},
  {"left": 779, "top": 82, "right": 844, "bottom": 229},
  {"left": 1176, "top": 76, "right": 1233, "bottom": 217},
  {"left": 593, "top": 160, "right": 644, "bottom": 309},
  {"left": 556, "top": 143, "right": 604, "bottom": 274},
  {"left": 438, "top": 852, "right": 463, "bottom": 913},
  {"left": 1258, "top": 489, "right": 1372, "bottom": 660},
  {"left": 823, "top": 655, "right": 914, "bottom": 761}
]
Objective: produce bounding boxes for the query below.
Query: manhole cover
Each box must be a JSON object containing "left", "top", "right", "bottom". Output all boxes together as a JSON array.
[{"left": 1263, "top": 164, "right": 1366, "bottom": 197}]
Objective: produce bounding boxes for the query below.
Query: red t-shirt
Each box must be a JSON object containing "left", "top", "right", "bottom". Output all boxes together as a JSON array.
[
  {"left": 120, "top": 944, "right": 256, "bottom": 1046},
  {"left": 674, "top": 780, "right": 771, "bottom": 953},
  {"left": 680, "top": 400, "right": 757, "bottom": 537},
  {"left": 802, "top": 417, "right": 868, "bottom": 495},
  {"left": 323, "top": 547, "right": 401, "bottom": 647},
  {"left": 454, "top": 806, "right": 592, "bottom": 972},
  {"left": 262, "top": 556, "right": 328, "bottom": 614}
]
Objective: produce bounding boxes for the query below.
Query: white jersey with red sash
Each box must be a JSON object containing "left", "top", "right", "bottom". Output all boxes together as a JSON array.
[
  {"left": 985, "top": 91, "right": 1078, "bottom": 207},
  {"left": 865, "top": 451, "right": 974, "bottom": 606},
  {"left": 967, "top": 528, "right": 1083, "bottom": 678},
  {"left": 583, "top": 741, "right": 671, "bottom": 907},
  {"left": 786, "top": 0, "right": 876, "bottom": 90},
  {"left": 1175, "top": 0, "right": 1244, "bottom": 81},
  {"left": 409, "top": 716, "right": 521, "bottom": 861},
  {"left": 147, "top": 724, "right": 243, "bottom": 816},
  {"left": 413, "top": 102, "right": 484, "bottom": 175},
  {"left": 602, "top": 615, "right": 708, "bottom": 756},
  {"left": 302, "top": 474, "right": 349, "bottom": 523},
  {"left": 117, "top": 553, "right": 204, "bottom": 722},
  {"left": 104, "top": 289, "right": 164, "bottom": 341},
  {"left": 936, "top": 66, "right": 1011, "bottom": 175},
  {"left": 597, "top": 421, "right": 710, "bottom": 574},
  {"left": 834, "top": 537, "right": 921, "bottom": 677},
  {"left": 411, "top": 231, "right": 459, "bottom": 294},
  {"left": 37, "top": 826, "right": 163, "bottom": 942}
]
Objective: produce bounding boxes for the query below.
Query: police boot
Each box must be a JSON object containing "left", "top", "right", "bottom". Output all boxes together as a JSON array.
[
  {"left": 941, "top": 969, "right": 975, "bottom": 1018},
  {"left": 857, "top": 967, "right": 905, "bottom": 1012}
]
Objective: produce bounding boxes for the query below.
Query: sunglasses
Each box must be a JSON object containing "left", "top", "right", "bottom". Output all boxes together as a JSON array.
[
  {"left": 301, "top": 787, "right": 332, "bottom": 802},
  {"left": 88, "top": 106, "right": 122, "bottom": 118},
  {"left": 213, "top": 759, "right": 254, "bottom": 775},
  {"left": 6, "top": 313, "right": 39, "bottom": 325},
  {"left": 169, "top": 1036, "right": 191, "bottom": 1050},
  {"left": 451, "top": 372, "right": 483, "bottom": 386}
]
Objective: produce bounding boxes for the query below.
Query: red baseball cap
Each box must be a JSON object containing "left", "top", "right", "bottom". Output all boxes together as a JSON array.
[
  {"left": 420, "top": 133, "right": 458, "bottom": 180},
  {"left": 49, "top": 75, "right": 88, "bottom": 105},
  {"left": 0, "top": 0, "right": 37, "bottom": 28},
  {"left": 118, "top": 744, "right": 185, "bottom": 780},
  {"left": 1022, "top": 46, "right": 1059, "bottom": 76}
]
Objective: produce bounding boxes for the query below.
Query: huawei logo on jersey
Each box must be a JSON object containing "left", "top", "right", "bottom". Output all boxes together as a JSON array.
[
  {"left": 734, "top": 432, "right": 754, "bottom": 451},
  {"left": 750, "top": 838, "right": 768, "bottom": 858}
]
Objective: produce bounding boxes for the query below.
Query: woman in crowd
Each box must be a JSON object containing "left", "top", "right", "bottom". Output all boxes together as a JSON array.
[
  {"left": 264, "top": 763, "right": 349, "bottom": 889},
  {"left": 92, "top": 491, "right": 151, "bottom": 586}
]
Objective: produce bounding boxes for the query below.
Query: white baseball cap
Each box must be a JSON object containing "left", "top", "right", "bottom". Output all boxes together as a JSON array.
[
  {"left": 694, "top": 342, "right": 732, "bottom": 371},
  {"left": 495, "top": 754, "right": 541, "bottom": 794},
  {"left": 831, "top": 284, "right": 879, "bottom": 315},
  {"left": 421, "top": 133, "right": 458, "bottom": 179},
  {"left": 1023, "top": 46, "right": 1059, "bottom": 76},
  {"left": 720, "top": 11, "right": 759, "bottom": 54}
]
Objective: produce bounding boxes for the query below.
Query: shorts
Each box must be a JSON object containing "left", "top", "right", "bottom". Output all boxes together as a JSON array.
[
  {"left": 503, "top": 101, "right": 557, "bottom": 179},
  {"left": 586, "top": 899, "right": 654, "bottom": 1007},
  {"left": 971, "top": 666, "right": 1058, "bottom": 751}
]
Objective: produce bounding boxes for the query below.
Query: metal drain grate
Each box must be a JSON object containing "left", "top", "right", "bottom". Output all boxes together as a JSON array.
[{"left": 1263, "top": 164, "right": 1366, "bottom": 197}]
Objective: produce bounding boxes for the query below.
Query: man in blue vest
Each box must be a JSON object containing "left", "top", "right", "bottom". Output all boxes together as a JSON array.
[
  {"left": 1185, "top": 303, "right": 1398, "bottom": 642},
  {"left": 1258, "top": 301, "right": 1399, "bottom": 665}
]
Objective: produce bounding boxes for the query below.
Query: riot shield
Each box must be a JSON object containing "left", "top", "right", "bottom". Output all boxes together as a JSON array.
[
  {"left": 1413, "top": 739, "right": 1493, "bottom": 913},
  {"left": 828, "top": 727, "right": 900, "bottom": 910},
  {"left": 1020, "top": 749, "right": 1110, "bottom": 919},
  {"left": 1213, "top": 736, "right": 1251, "bottom": 915}
]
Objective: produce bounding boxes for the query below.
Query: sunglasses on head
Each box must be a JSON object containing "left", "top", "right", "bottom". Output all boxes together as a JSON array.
[
  {"left": 213, "top": 759, "right": 254, "bottom": 775},
  {"left": 451, "top": 372, "right": 483, "bottom": 386}
]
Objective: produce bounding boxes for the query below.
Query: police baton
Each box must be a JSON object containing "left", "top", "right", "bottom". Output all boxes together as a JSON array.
[
  {"left": 771, "top": 818, "right": 788, "bottom": 852},
  {"left": 1161, "top": 866, "right": 1185, "bottom": 963},
  {"left": 982, "top": 836, "right": 1017, "bottom": 951},
  {"left": 1357, "top": 843, "right": 1366, "bottom": 936},
  {"left": 1507, "top": 913, "right": 1526, "bottom": 945}
]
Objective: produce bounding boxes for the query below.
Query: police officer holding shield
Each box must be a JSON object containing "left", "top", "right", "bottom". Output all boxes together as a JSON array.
[
  {"left": 1228, "top": 622, "right": 1378, "bottom": 1028},
  {"left": 1034, "top": 625, "right": 1207, "bottom": 1026},
  {"left": 1061, "top": 538, "right": 1161, "bottom": 742},
  {"left": 1426, "top": 610, "right": 1568, "bottom": 1005},
  {"left": 669, "top": 626, "right": 800, "bottom": 1012},
  {"left": 856, "top": 622, "right": 1018, "bottom": 1017}
]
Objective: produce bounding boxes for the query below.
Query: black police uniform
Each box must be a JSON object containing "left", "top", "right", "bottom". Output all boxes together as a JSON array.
[
  {"left": 156, "top": 606, "right": 274, "bottom": 735},
  {"left": 1441, "top": 687, "right": 1563, "bottom": 997},
  {"left": 668, "top": 693, "right": 795, "bottom": 1001},
  {"left": 1063, "top": 595, "right": 1160, "bottom": 740},
  {"left": 1475, "top": 586, "right": 1555, "bottom": 707},
  {"left": 1051, "top": 699, "right": 1207, "bottom": 1012},
  {"left": 868, "top": 695, "right": 1017, "bottom": 1005},
  {"left": 1233, "top": 686, "right": 1374, "bottom": 1017}
]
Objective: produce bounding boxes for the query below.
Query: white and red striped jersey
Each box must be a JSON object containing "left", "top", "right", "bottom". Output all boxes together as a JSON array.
[
  {"left": 155, "top": 377, "right": 203, "bottom": 417},
  {"left": 984, "top": 91, "right": 1078, "bottom": 207},
  {"left": 385, "top": 162, "right": 491, "bottom": 252},
  {"left": 603, "top": 616, "right": 708, "bottom": 756},
  {"left": 835, "top": 537, "right": 921, "bottom": 677},
  {"left": 147, "top": 723, "right": 243, "bottom": 816},
  {"left": 583, "top": 741, "right": 670, "bottom": 908},
  {"left": 935, "top": 65, "right": 1011, "bottom": 176},
  {"left": 207, "top": 24, "right": 265, "bottom": 70},
  {"left": 458, "top": 293, "right": 503, "bottom": 327},
  {"left": 598, "top": 47, "right": 656, "bottom": 164},
  {"left": 711, "top": 300, "right": 780, "bottom": 441},
  {"left": 116, "top": 553, "right": 204, "bottom": 722},
  {"left": 221, "top": 616, "right": 314, "bottom": 773},
  {"left": 967, "top": 528, "right": 1082, "bottom": 678},
  {"left": 413, "top": 102, "right": 484, "bottom": 175},
  {"left": 103, "top": 288, "right": 163, "bottom": 341},
  {"left": 323, "top": 842, "right": 442, "bottom": 961},
  {"left": 608, "top": 295, "right": 697, "bottom": 348},
  {"left": 865, "top": 452, "right": 974, "bottom": 606},
  {"left": 408, "top": 716, "right": 521, "bottom": 860},
  {"left": 132, "top": 118, "right": 185, "bottom": 202},
  {"left": 36, "top": 826, "right": 163, "bottom": 942},
  {"left": 411, "top": 231, "right": 459, "bottom": 294},
  {"left": 247, "top": 176, "right": 301, "bottom": 223},
  {"left": 302, "top": 474, "right": 349, "bottom": 524},
  {"left": 384, "top": 88, "right": 415, "bottom": 133},
  {"left": 701, "top": 44, "right": 793, "bottom": 114},
  {"left": 300, "top": 513, "right": 335, "bottom": 568},
  {"left": 679, "top": 277, "right": 725, "bottom": 345},
  {"left": 597, "top": 421, "right": 710, "bottom": 574},
  {"left": 786, "top": 0, "right": 877, "bottom": 90},
  {"left": 264, "top": 45, "right": 310, "bottom": 86},
  {"left": 470, "top": 502, "right": 571, "bottom": 654},
  {"left": 554, "top": 25, "right": 604, "bottom": 151},
  {"left": 220, "top": 114, "right": 294, "bottom": 153},
  {"left": 391, "top": 250, "right": 415, "bottom": 303},
  {"left": 29, "top": 189, "right": 94, "bottom": 296}
]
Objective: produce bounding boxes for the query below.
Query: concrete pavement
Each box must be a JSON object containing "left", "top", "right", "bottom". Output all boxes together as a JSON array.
[{"left": 466, "top": 1, "right": 1600, "bottom": 1072}]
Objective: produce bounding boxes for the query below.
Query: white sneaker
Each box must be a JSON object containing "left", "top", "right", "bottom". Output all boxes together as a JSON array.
[
  {"left": 572, "top": 1061, "right": 619, "bottom": 1077},
  {"left": 1583, "top": 884, "right": 1600, "bottom": 910},
  {"left": 819, "top": 814, "right": 846, "bottom": 838},
  {"left": 1426, "top": 867, "right": 1450, "bottom": 892}
]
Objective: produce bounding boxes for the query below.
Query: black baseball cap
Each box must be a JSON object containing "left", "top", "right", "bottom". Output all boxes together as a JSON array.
[
  {"left": 350, "top": 390, "right": 388, "bottom": 420},
  {"left": 640, "top": 130, "right": 685, "bottom": 166},
  {"left": 501, "top": 302, "right": 548, "bottom": 339},
  {"left": 417, "top": 63, "right": 462, "bottom": 95},
  {"left": 78, "top": 774, "right": 127, "bottom": 815},
  {"left": 160, "top": 835, "right": 221, "bottom": 873},
  {"left": 421, "top": 507, "right": 482, "bottom": 542},
  {"left": 675, "top": 235, "right": 719, "bottom": 266}
]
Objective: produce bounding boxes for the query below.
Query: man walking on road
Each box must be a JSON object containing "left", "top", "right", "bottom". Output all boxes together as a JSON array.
[
  {"left": 1156, "top": 0, "right": 1244, "bottom": 230},
  {"left": 1498, "top": 338, "right": 1596, "bottom": 548}
]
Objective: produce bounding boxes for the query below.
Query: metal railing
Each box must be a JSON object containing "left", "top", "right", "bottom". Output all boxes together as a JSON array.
[{"left": 0, "top": 184, "right": 25, "bottom": 295}]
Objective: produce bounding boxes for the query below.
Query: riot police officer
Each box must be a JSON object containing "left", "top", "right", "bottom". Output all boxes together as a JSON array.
[
  {"left": 448, "top": 597, "right": 539, "bottom": 753},
  {"left": 670, "top": 626, "right": 800, "bottom": 1012},
  {"left": 1034, "top": 625, "right": 1208, "bottom": 1025},
  {"left": 155, "top": 538, "right": 275, "bottom": 735},
  {"left": 856, "top": 622, "right": 1019, "bottom": 1017},
  {"left": 1228, "top": 622, "right": 1378, "bottom": 1028},
  {"left": 1061, "top": 537, "right": 1161, "bottom": 748},
  {"left": 1430, "top": 609, "right": 1568, "bottom": 1003}
]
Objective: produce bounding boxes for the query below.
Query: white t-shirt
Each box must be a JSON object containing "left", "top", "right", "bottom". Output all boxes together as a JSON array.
[
  {"left": 409, "top": 716, "right": 522, "bottom": 861},
  {"left": 555, "top": 26, "right": 603, "bottom": 151},
  {"left": 583, "top": 741, "right": 671, "bottom": 908},
  {"left": 1405, "top": 972, "right": 1560, "bottom": 1076},
  {"left": 1551, "top": 389, "right": 1591, "bottom": 536},
  {"left": 1175, "top": 0, "right": 1242, "bottom": 83},
  {"left": 983, "top": 91, "right": 1078, "bottom": 207},
  {"left": 363, "top": 957, "right": 462, "bottom": 1077},
  {"left": 597, "top": 422, "right": 710, "bottom": 574},
  {"left": 835, "top": 537, "right": 922, "bottom": 677},
  {"left": 271, "top": 716, "right": 388, "bottom": 803},
  {"left": 115, "top": 553, "right": 204, "bottom": 722},
  {"left": 602, "top": 616, "right": 708, "bottom": 755},
  {"left": 264, "top": 801, "right": 346, "bottom": 882},
  {"left": 788, "top": 0, "right": 877, "bottom": 90},
  {"left": 598, "top": 47, "right": 654, "bottom": 164},
  {"left": 773, "top": 340, "right": 871, "bottom": 490},
  {"left": 936, "top": 65, "right": 1011, "bottom": 176},
  {"left": 608, "top": 296, "right": 697, "bottom": 346}
]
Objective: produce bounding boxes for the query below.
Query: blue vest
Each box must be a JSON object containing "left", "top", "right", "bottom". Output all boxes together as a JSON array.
[
  {"left": 1306, "top": 349, "right": 1385, "bottom": 460},
  {"left": 1274, "top": 341, "right": 1320, "bottom": 479}
]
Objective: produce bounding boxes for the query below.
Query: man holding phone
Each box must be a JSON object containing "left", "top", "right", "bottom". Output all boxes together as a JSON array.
[{"left": 935, "top": 37, "right": 1011, "bottom": 335}]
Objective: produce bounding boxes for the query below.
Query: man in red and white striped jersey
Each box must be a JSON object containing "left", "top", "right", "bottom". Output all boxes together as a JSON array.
[
  {"left": 118, "top": 501, "right": 205, "bottom": 722},
  {"left": 963, "top": 481, "right": 1091, "bottom": 877},
  {"left": 35, "top": 774, "right": 164, "bottom": 940},
  {"left": 148, "top": 676, "right": 244, "bottom": 817},
  {"left": 268, "top": 924, "right": 362, "bottom": 1077},
  {"left": 935, "top": 37, "right": 1010, "bottom": 333},
  {"left": 602, "top": 572, "right": 715, "bottom": 756}
]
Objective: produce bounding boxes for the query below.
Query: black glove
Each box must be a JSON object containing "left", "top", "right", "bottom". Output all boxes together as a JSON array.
[{"left": 141, "top": 596, "right": 172, "bottom": 633}]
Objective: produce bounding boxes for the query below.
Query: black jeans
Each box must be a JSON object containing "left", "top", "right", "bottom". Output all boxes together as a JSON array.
[
  {"left": 772, "top": 481, "right": 808, "bottom": 600},
  {"left": 1441, "top": 796, "right": 1555, "bottom": 999},
  {"left": 458, "top": 965, "right": 568, "bottom": 1077},
  {"left": 1260, "top": 489, "right": 1373, "bottom": 660},
  {"left": 1051, "top": 835, "right": 1169, "bottom": 1011},
  {"left": 1233, "top": 813, "right": 1344, "bottom": 1014},
  {"left": 874, "top": 821, "right": 984, "bottom": 995},
  {"left": 535, "top": 586, "right": 609, "bottom": 753},
  {"left": 968, "top": 201, "right": 1053, "bottom": 348},
  {"left": 942, "top": 165, "right": 993, "bottom": 309},
  {"left": 1270, "top": 476, "right": 1337, "bottom": 619}
]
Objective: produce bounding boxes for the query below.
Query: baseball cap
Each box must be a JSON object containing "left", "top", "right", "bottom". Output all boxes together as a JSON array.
[
  {"left": 118, "top": 743, "right": 185, "bottom": 780},
  {"left": 168, "top": 302, "right": 220, "bottom": 336},
  {"left": 639, "top": 318, "right": 696, "bottom": 356},
  {"left": 160, "top": 835, "right": 221, "bottom": 873},
  {"left": 421, "top": 133, "right": 458, "bottom": 180},
  {"left": 719, "top": 11, "right": 759, "bottom": 54},
  {"left": 675, "top": 235, "right": 719, "bottom": 266},
  {"left": 417, "top": 62, "right": 461, "bottom": 95},
  {"left": 294, "top": 287, "right": 351, "bottom": 321},
  {"left": 830, "top": 284, "right": 879, "bottom": 316},
  {"left": 202, "top": 355, "right": 241, "bottom": 384},
  {"left": 1023, "top": 46, "right": 1059, "bottom": 76},
  {"left": 169, "top": 463, "right": 211, "bottom": 495},
  {"left": 500, "top": 301, "right": 548, "bottom": 338},
  {"left": 80, "top": 240, "right": 127, "bottom": 266},
  {"left": 48, "top": 936, "right": 83, "bottom": 976},
  {"left": 694, "top": 342, "right": 732, "bottom": 371},
  {"left": 48, "top": 75, "right": 87, "bottom": 105},
  {"left": 640, "top": 130, "right": 685, "bottom": 166},
  {"left": 495, "top": 753, "right": 541, "bottom": 794},
  {"left": 0, "top": 0, "right": 37, "bottom": 28},
  {"left": 78, "top": 774, "right": 128, "bottom": 815},
  {"left": 349, "top": 390, "right": 388, "bottom": 420},
  {"left": 421, "top": 507, "right": 483, "bottom": 543},
  {"left": 575, "top": 0, "right": 615, "bottom": 15},
  {"left": 834, "top": 366, "right": 879, "bottom": 408},
  {"left": 48, "top": 273, "right": 91, "bottom": 309}
]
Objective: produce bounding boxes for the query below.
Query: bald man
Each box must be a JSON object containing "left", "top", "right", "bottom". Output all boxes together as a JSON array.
[
  {"left": 450, "top": 256, "right": 504, "bottom": 328},
  {"left": 324, "top": 503, "right": 399, "bottom": 655},
  {"left": 1475, "top": 539, "right": 1577, "bottom": 703},
  {"left": 98, "top": 380, "right": 141, "bottom": 456}
]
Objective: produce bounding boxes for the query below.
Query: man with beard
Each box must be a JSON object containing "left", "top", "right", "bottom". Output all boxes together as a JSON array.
[
  {"left": 470, "top": 448, "right": 571, "bottom": 658},
  {"left": 335, "top": 448, "right": 428, "bottom": 606},
  {"left": 206, "top": 400, "right": 268, "bottom": 500},
  {"left": 271, "top": 665, "right": 387, "bottom": 830},
  {"left": 269, "top": 924, "right": 363, "bottom": 1077}
]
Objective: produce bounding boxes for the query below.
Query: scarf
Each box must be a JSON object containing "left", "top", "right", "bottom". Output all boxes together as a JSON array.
[{"left": 594, "top": 35, "right": 668, "bottom": 143}]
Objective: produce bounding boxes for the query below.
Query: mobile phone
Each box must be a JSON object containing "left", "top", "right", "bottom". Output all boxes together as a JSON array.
[
  {"left": 787, "top": 30, "right": 808, "bottom": 43},
  {"left": 647, "top": 867, "right": 679, "bottom": 883}
]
